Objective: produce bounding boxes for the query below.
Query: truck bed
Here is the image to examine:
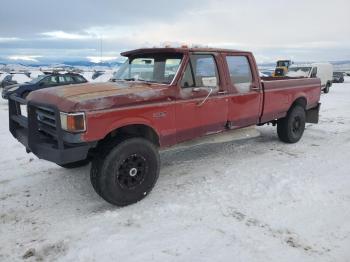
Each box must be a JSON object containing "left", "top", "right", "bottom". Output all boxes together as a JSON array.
[{"left": 259, "top": 77, "right": 321, "bottom": 123}]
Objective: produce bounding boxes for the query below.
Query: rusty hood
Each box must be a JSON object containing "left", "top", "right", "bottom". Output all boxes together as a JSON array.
[{"left": 27, "top": 81, "right": 172, "bottom": 112}]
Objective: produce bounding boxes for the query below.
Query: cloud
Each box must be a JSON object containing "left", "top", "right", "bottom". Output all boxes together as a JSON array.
[
  {"left": 0, "top": 0, "right": 349, "bottom": 63},
  {"left": 8, "top": 55, "right": 42, "bottom": 62},
  {"left": 86, "top": 56, "right": 119, "bottom": 63},
  {"left": 41, "top": 31, "right": 92, "bottom": 40},
  {"left": 0, "top": 37, "right": 21, "bottom": 42}
]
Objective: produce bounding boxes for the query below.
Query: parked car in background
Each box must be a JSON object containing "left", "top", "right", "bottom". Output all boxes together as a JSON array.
[
  {"left": 0, "top": 73, "right": 32, "bottom": 88},
  {"left": 2, "top": 73, "right": 87, "bottom": 99},
  {"left": 287, "top": 63, "right": 333, "bottom": 93},
  {"left": 1, "top": 74, "right": 16, "bottom": 88},
  {"left": 333, "top": 72, "right": 345, "bottom": 83},
  {"left": 92, "top": 71, "right": 114, "bottom": 82},
  {"left": 92, "top": 70, "right": 104, "bottom": 80},
  {"left": 261, "top": 70, "right": 274, "bottom": 77}
]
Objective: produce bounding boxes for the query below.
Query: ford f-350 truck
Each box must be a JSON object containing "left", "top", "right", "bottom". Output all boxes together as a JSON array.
[{"left": 8, "top": 47, "right": 321, "bottom": 206}]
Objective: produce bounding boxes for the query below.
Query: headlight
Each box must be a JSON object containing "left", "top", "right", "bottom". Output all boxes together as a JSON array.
[{"left": 60, "top": 112, "right": 86, "bottom": 133}]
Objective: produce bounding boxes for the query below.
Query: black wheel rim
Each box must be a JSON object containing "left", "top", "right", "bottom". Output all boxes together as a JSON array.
[
  {"left": 116, "top": 154, "right": 147, "bottom": 189},
  {"left": 292, "top": 116, "right": 302, "bottom": 134}
]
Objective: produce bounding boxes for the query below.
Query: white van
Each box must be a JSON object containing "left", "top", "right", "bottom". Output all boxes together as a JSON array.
[{"left": 287, "top": 63, "right": 333, "bottom": 93}]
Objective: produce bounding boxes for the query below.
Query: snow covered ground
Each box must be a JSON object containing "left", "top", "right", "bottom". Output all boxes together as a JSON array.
[{"left": 1, "top": 79, "right": 350, "bottom": 262}]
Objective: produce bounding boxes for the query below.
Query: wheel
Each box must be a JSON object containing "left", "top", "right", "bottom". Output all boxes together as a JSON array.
[
  {"left": 323, "top": 83, "right": 330, "bottom": 93},
  {"left": 90, "top": 138, "right": 160, "bottom": 206},
  {"left": 59, "top": 159, "right": 90, "bottom": 169},
  {"left": 277, "top": 105, "right": 306, "bottom": 143}
]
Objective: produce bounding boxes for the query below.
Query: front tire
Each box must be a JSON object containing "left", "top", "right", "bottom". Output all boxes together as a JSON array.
[
  {"left": 277, "top": 105, "right": 306, "bottom": 143},
  {"left": 90, "top": 138, "right": 160, "bottom": 206}
]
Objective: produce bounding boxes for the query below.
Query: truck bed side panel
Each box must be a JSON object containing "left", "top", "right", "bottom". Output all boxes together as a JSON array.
[{"left": 260, "top": 78, "right": 321, "bottom": 123}]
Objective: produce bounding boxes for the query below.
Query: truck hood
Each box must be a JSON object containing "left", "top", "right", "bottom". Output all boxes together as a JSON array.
[{"left": 27, "top": 81, "right": 173, "bottom": 112}]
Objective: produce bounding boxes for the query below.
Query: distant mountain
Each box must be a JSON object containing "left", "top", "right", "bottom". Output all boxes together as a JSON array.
[
  {"left": 258, "top": 60, "right": 350, "bottom": 69},
  {"left": 61, "top": 61, "right": 123, "bottom": 67},
  {"left": 0, "top": 57, "right": 124, "bottom": 68}
]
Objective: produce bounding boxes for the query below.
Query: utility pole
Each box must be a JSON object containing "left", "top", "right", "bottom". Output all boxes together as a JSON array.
[{"left": 100, "top": 36, "right": 103, "bottom": 63}]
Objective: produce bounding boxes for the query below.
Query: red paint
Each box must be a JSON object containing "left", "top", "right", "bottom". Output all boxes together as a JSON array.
[{"left": 28, "top": 48, "right": 321, "bottom": 148}]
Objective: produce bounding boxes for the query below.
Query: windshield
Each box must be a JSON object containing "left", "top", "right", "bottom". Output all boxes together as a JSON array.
[
  {"left": 277, "top": 61, "right": 291, "bottom": 67},
  {"left": 112, "top": 53, "right": 183, "bottom": 84},
  {"left": 29, "top": 74, "right": 46, "bottom": 84}
]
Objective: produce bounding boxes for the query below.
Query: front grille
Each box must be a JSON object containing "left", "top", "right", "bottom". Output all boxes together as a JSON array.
[{"left": 36, "top": 106, "right": 58, "bottom": 139}]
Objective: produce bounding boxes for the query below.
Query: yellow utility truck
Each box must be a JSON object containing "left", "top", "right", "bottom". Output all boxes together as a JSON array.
[{"left": 273, "top": 60, "right": 293, "bottom": 77}]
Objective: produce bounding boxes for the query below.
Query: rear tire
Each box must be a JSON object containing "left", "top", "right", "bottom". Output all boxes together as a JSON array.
[
  {"left": 277, "top": 105, "right": 306, "bottom": 143},
  {"left": 90, "top": 138, "right": 160, "bottom": 206}
]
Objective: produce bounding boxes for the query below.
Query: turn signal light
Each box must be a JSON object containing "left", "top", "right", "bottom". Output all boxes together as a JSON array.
[{"left": 60, "top": 112, "right": 86, "bottom": 133}]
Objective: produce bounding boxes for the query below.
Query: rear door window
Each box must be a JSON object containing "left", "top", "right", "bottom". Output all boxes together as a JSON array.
[{"left": 226, "top": 56, "right": 253, "bottom": 93}]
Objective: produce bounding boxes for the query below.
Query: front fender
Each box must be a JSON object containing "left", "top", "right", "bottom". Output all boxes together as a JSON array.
[
  {"left": 107, "top": 117, "right": 159, "bottom": 137},
  {"left": 82, "top": 113, "right": 160, "bottom": 143}
]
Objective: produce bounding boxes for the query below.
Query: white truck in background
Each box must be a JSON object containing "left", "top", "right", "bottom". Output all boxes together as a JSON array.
[{"left": 287, "top": 63, "right": 333, "bottom": 93}]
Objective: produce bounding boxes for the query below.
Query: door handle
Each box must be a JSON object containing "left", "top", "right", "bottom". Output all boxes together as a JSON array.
[
  {"left": 218, "top": 91, "right": 227, "bottom": 95},
  {"left": 251, "top": 85, "right": 260, "bottom": 91}
]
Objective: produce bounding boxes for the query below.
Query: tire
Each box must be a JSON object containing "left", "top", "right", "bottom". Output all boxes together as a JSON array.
[
  {"left": 323, "top": 83, "right": 330, "bottom": 94},
  {"left": 90, "top": 137, "right": 160, "bottom": 206},
  {"left": 59, "top": 159, "right": 90, "bottom": 169},
  {"left": 277, "top": 105, "right": 306, "bottom": 143}
]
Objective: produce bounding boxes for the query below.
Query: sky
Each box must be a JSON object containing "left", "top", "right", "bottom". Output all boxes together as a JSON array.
[{"left": 0, "top": 0, "right": 349, "bottom": 64}]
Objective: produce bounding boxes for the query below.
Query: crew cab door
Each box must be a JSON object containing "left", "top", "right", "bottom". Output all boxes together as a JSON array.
[
  {"left": 224, "top": 54, "right": 262, "bottom": 127},
  {"left": 175, "top": 53, "right": 228, "bottom": 143}
]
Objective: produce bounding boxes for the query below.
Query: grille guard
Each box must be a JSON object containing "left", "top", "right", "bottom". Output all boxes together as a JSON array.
[{"left": 8, "top": 94, "right": 96, "bottom": 165}]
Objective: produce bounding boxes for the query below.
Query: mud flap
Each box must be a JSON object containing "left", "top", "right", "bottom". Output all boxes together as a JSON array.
[{"left": 306, "top": 103, "right": 321, "bottom": 124}]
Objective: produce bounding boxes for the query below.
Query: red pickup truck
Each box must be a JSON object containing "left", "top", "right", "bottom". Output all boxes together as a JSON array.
[{"left": 8, "top": 47, "right": 321, "bottom": 206}]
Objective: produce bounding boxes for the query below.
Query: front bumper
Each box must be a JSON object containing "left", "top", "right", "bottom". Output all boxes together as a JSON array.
[{"left": 8, "top": 95, "right": 96, "bottom": 165}]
